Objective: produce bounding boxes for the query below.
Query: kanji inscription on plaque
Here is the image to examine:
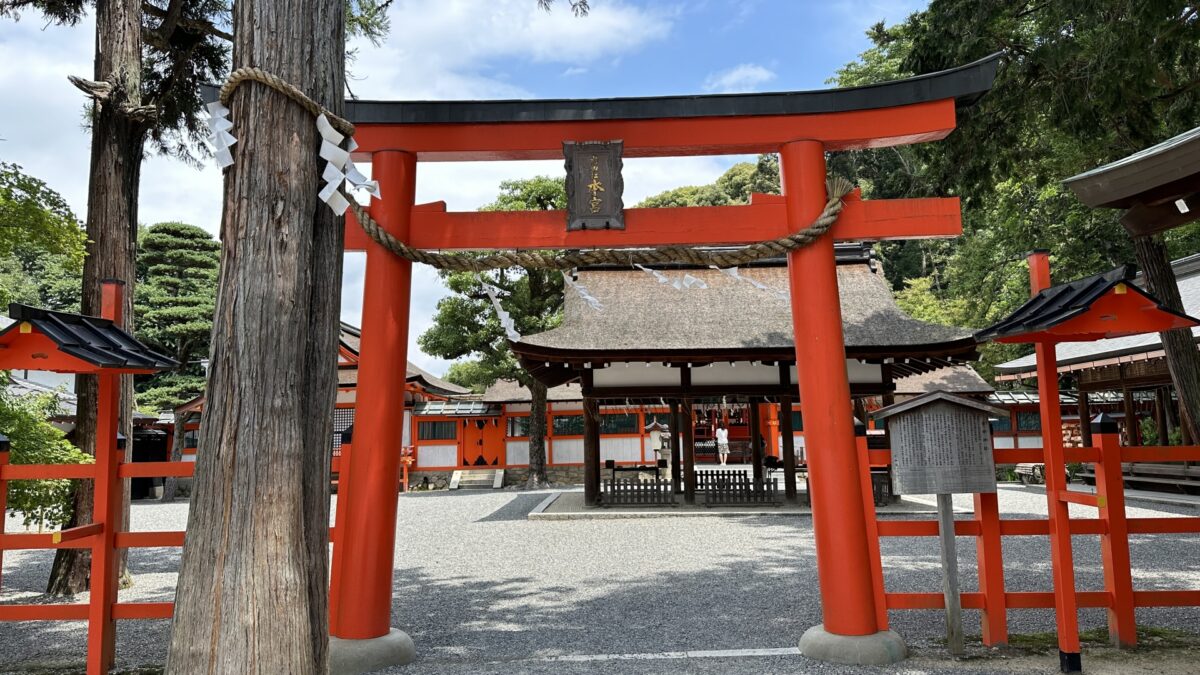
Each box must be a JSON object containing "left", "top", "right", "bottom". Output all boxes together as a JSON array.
[
  {"left": 875, "top": 392, "right": 1001, "bottom": 495},
  {"left": 564, "top": 140, "right": 624, "bottom": 231}
]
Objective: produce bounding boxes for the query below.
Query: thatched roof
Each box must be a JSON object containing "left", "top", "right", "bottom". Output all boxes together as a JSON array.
[
  {"left": 480, "top": 379, "right": 582, "bottom": 403},
  {"left": 894, "top": 366, "right": 993, "bottom": 396},
  {"left": 515, "top": 261, "right": 972, "bottom": 356}
]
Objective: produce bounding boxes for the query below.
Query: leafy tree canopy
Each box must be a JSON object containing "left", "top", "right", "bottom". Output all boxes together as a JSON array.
[{"left": 637, "top": 155, "right": 780, "bottom": 207}]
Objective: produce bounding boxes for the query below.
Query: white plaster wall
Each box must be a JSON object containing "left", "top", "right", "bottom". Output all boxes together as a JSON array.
[
  {"left": 552, "top": 438, "right": 584, "bottom": 463},
  {"left": 507, "top": 403, "right": 532, "bottom": 413},
  {"left": 506, "top": 440, "right": 529, "bottom": 466},
  {"left": 552, "top": 402, "right": 583, "bottom": 412},
  {"left": 593, "top": 363, "right": 681, "bottom": 388},
  {"left": 417, "top": 444, "right": 458, "bottom": 467},
  {"left": 690, "top": 362, "right": 779, "bottom": 386},
  {"left": 601, "top": 437, "right": 641, "bottom": 463},
  {"left": 787, "top": 360, "right": 881, "bottom": 385},
  {"left": 1017, "top": 436, "right": 1044, "bottom": 449},
  {"left": 992, "top": 436, "right": 1016, "bottom": 449}
]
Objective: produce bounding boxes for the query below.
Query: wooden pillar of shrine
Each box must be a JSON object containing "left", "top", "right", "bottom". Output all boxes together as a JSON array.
[
  {"left": 749, "top": 398, "right": 765, "bottom": 488},
  {"left": 583, "top": 396, "right": 601, "bottom": 506},
  {"left": 1079, "top": 391, "right": 1093, "bottom": 449},
  {"left": 669, "top": 401, "right": 682, "bottom": 494},
  {"left": 682, "top": 399, "right": 697, "bottom": 504},
  {"left": 780, "top": 395, "right": 798, "bottom": 502}
]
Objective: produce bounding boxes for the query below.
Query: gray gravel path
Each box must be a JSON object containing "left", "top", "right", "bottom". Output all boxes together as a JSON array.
[{"left": 3, "top": 484, "right": 1200, "bottom": 673}]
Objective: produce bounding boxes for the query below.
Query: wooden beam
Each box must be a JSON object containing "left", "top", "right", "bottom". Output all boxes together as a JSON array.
[
  {"left": 1121, "top": 192, "right": 1200, "bottom": 237},
  {"left": 350, "top": 98, "right": 958, "bottom": 160},
  {"left": 345, "top": 192, "right": 963, "bottom": 251},
  {"left": 581, "top": 382, "right": 888, "bottom": 399}
]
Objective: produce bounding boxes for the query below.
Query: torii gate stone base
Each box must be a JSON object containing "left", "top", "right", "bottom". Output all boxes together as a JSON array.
[{"left": 325, "top": 54, "right": 1000, "bottom": 672}]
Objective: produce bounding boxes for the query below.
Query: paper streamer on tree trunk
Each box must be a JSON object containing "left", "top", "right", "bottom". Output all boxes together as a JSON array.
[
  {"left": 316, "top": 114, "right": 380, "bottom": 215},
  {"left": 482, "top": 283, "right": 521, "bottom": 341},
  {"left": 204, "top": 102, "right": 236, "bottom": 168},
  {"left": 563, "top": 271, "right": 604, "bottom": 311},
  {"left": 713, "top": 265, "right": 789, "bottom": 300}
]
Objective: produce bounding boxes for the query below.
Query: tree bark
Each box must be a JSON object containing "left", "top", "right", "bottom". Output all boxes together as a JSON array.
[
  {"left": 165, "top": 0, "right": 344, "bottom": 670},
  {"left": 160, "top": 410, "right": 193, "bottom": 502},
  {"left": 526, "top": 379, "right": 549, "bottom": 487},
  {"left": 47, "top": 0, "right": 145, "bottom": 597},
  {"left": 1133, "top": 235, "right": 1200, "bottom": 442}
]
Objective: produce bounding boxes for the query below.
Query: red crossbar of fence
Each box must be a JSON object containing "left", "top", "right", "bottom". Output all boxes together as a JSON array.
[
  {"left": 875, "top": 431, "right": 1200, "bottom": 649},
  {"left": 0, "top": 455, "right": 344, "bottom": 675}
]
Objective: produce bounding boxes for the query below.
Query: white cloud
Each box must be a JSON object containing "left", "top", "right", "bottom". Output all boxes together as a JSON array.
[
  {"left": 703, "top": 63, "right": 776, "bottom": 93},
  {"left": 0, "top": 0, "right": 691, "bottom": 378},
  {"left": 347, "top": 0, "right": 673, "bottom": 100},
  {"left": 562, "top": 66, "right": 588, "bottom": 77}
]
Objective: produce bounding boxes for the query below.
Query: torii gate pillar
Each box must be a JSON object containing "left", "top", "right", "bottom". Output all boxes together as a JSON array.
[
  {"left": 782, "top": 140, "right": 906, "bottom": 664},
  {"left": 328, "top": 150, "right": 417, "bottom": 672}
]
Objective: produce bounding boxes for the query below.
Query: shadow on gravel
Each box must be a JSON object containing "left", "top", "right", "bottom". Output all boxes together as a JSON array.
[{"left": 476, "top": 494, "right": 550, "bottom": 523}]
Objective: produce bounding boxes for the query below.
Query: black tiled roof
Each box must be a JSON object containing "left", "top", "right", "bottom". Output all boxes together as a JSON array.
[
  {"left": 3, "top": 304, "right": 177, "bottom": 371},
  {"left": 975, "top": 265, "right": 1187, "bottom": 342}
]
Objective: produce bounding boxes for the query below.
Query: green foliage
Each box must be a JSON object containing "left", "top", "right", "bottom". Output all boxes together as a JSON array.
[
  {"left": 637, "top": 155, "right": 780, "bottom": 208},
  {"left": 0, "top": 163, "right": 85, "bottom": 310},
  {"left": 0, "top": 381, "right": 92, "bottom": 530},
  {"left": 444, "top": 360, "right": 494, "bottom": 393},
  {"left": 419, "top": 177, "right": 566, "bottom": 389},
  {"left": 830, "top": 3, "right": 1200, "bottom": 380},
  {"left": 134, "top": 222, "right": 219, "bottom": 412}
]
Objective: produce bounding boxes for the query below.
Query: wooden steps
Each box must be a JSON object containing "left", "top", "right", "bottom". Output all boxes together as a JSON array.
[{"left": 450, "top": 469, "right": 504, "bottom": 490}]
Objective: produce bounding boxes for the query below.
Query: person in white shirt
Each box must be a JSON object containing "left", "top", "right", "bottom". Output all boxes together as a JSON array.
[{"left": 715, "top": 423, "right": 730, "bottom": 466}]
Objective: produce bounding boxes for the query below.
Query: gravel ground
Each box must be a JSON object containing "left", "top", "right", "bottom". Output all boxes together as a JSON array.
[{"left": 3, "top": 484, "right": 1200, "bottom": 673}]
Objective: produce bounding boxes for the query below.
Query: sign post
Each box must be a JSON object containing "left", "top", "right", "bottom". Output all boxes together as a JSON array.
[{"left": 874, "top": 390, "right": 1005, "bottom": 656}]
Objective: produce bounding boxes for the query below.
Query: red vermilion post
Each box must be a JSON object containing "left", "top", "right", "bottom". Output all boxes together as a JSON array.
[
  {"left": 782, "top": 140, "right": 883, "bottom": 637},
  {"left": 0, "top": 441, "right": 8, "bottom": 592},
  {"left": 973, "top": 491, "right": 1008, "bottom": 645},
  {"left": 330, "top": 151, "right": 417, "bottom": 640},
  {"left": 1092, "top": 420, "right": 1137, "bottom": 646},
  {"left": 87, "top": 280, "right": 124, "bottom": 675},
  {"left": 855, "top": 427, "right": 888, "bottom": 631},
  {"left": 1029, "top": 252, "right": 1083, "bottom": 667},
  {"left": 329, "top": 436, "right": 351, "bottom": 632}
]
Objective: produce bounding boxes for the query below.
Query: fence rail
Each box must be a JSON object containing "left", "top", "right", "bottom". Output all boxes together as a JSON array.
[
  {"left": 601, "top": 477, "right": 675, "bottom": 506},
  {"left": 697, "top": 469, "right": 779, "bottom": 506}
]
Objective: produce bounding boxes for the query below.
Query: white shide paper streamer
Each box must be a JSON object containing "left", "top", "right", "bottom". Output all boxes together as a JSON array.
[
  {"left": 713, "top": 266, "right": 789, "bottom": 301},
  {"left": 316, "top": 114, "right": 381, "bottom": 215},
  {"left": 563, "top": 271, "right": 604, "bottom": 311},
  {"left": 204, "top": 102, "right": 236, "bottom": 169},
  {"left": 634, "top": 264, "right": 708, "bottom": 290},
  {"left": 482, "top": 283, "right": 521, "bottom": 341}
]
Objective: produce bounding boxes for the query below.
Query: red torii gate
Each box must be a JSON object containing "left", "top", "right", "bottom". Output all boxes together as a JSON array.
[{"left": 328, "top": 54, "right": 1000, "bottom": 666}]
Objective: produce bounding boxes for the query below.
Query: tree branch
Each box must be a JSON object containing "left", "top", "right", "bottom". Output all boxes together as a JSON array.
[
  {"left": 69, "top": 75, "right": 158, "bottom": 122},
  {"left": 141, "top": 2, "right": 233, "bottom": 42}
]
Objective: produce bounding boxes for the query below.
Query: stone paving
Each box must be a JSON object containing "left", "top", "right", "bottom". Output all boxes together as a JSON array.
[{"left": 3, "top": 484, "right": 1200, "bottom": 673}]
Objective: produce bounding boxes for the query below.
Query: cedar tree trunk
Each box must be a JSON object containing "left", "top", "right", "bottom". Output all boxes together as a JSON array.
[
  {"left": 165, "top": 0, "right": 344, "bottom": 671},
  {"left": 526, "top": 378, "right": 549, "bottom": 487},
  {"left": 160, "top": 410, "right": 193, "bottom": 502},
  {"left": 47, "top": 0, "right": 144, "bottom": 596},
  {"left": 1133, "top": 235, "right": 1200, "bottom": 441}
]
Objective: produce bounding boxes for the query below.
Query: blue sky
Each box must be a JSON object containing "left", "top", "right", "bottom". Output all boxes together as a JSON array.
[{"left": 0, "top": 0, "right": 928, "bottom": 375}]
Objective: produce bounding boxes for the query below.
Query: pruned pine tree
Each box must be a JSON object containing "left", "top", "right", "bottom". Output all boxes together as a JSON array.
[{"left": 134, "top": 222, "right": 219, "bottom": 502}]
